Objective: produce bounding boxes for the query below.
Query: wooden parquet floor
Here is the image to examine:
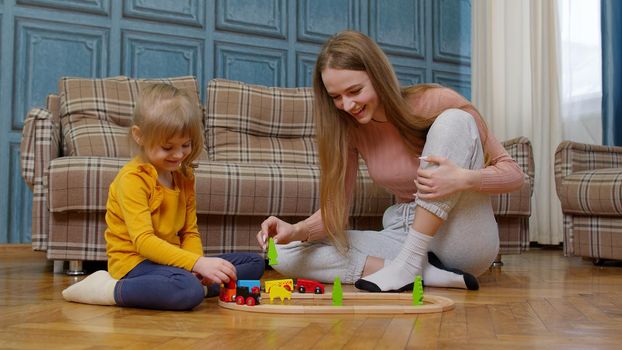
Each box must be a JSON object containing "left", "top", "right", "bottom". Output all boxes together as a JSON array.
[{"left": 1, "top": 245, "right": 622, "bottom": 349}]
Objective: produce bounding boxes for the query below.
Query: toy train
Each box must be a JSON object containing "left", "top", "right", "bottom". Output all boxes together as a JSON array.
[
  {"left": 219, "top": 278, "right": 326, "bottom": 306},
  {"left": 219, "top": 280, "right": 261, "bottom": 306}
]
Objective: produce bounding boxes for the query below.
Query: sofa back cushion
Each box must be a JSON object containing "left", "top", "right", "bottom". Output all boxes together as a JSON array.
[
  {"left": 59, "top": 76, "right": 201, "bottom": 157},
  {"left": 205, "top": 79, "right": 317, "bottom": 165}
]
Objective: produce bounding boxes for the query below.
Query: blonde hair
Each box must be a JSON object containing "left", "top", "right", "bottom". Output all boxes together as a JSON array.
[
  {"left": 313, "top": 30, "right": 484, "bottom": 250},
  {"left": 131, "top": 83, "right": 204, "bottom": 177}
]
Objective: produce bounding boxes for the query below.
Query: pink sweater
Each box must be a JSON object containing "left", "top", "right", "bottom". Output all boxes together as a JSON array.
[{"left": 303, "top": 87, "right": 525, "bottom": 240}]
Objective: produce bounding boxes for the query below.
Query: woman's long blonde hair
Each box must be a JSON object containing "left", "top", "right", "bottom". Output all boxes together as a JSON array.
[
  {"left": 313, "top": 30, "right": 482, "bottom": 251},
  {"left": 131, "top": 83, "right": 204, "bottom": 178}
]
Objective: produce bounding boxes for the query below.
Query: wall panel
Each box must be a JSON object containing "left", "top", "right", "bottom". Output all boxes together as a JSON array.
[
  {"left": 295, "top": 51, "right": 316, "bottom": 87},
  {"left": 0, "top": 0, "right": 471, "bottom": 243},
  {"left": 122, "top": 30, "right": 202, "bottom": 80},
  {"left": 394, "top": 64, "right": 426, "bottom": 86},
  {"left": 216, "top": 0, "right": 286, "bottom": 38},
  {"left": 17, "top": 0, "right": 110, "bottom": 16},
  {"left": 369, "top": 0, "right": 425, "bottom": 58},
  {"left": 8, "top": 142, "right": 31, "bottom": 243},
  {"left": 13, "top": 18, "right": 108, "bottom": 130},
  {"left": 433, "top": 0, "right": 471, "bottom": 64},
  {"left": 298, "top": 0, "right": 361, "bottom": 43},
  {"left": 433, "top": 69, "right": 471, "bottom": 100},
  {"left": 215, "top": 41, "right": 287, "bottom": 86},
  {"left": 123, "top": 0, "right": 205, "bottom": 27}
]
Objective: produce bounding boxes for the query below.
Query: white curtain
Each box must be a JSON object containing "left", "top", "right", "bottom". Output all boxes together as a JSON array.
[
  {"left": 558, "top": 0, "right": 602, "bottom": 144},
  {"left": 472, "top": 0, "right": 564, "bottom": 245}
]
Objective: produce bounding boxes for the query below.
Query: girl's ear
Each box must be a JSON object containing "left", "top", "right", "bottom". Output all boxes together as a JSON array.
[{"left": 131, "top": 126, "right": 143, "bottom": 146}]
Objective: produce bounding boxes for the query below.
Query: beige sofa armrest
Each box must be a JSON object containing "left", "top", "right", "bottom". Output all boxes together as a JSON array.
[
  {"left": 20, "top": 94, "right": 61, "bottom": 251},
  {"left": 554, "top": 141, "right": 622, "bottom": 198},
  {"left": 20, "top": 107, "right": 61, "bottom": 190},
  {"left": 501, "top": 136, "right": 535, "bottom": 192},
  {"left": 555, "top": 141, "right": 622, "bottom": 178},
  {"left": 492, "top": 137, "right": 534, "bottom": 217}
]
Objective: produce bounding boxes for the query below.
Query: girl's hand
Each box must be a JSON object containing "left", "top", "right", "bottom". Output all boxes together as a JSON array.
[
  {"left": 257, "top": 216, "right": 303, "bottom": 250},
  {"left": 415, "top": 155, "right": 479, "bottom": 199},
  {"left": 192, "top": 256, "right": 236, "bottom": 285}
]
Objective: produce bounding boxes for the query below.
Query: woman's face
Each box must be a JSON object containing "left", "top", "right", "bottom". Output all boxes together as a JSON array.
[{"left": 321, "top": 67, "right": 386, "bottom": 124}]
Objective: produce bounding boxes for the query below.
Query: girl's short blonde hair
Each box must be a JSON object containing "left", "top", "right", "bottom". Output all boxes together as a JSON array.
[{"left": 131, "top": 83, "right": 204, "bottom": 176}]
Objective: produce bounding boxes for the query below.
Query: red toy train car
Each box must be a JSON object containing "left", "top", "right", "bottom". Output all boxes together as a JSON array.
[{"left": 294, "top": 278, "right": 325, "bottom": 294}]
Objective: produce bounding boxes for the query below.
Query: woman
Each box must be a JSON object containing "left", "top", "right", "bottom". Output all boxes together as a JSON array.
[{"left": 257, "top": 30, "right": 524, "bottom": 292}]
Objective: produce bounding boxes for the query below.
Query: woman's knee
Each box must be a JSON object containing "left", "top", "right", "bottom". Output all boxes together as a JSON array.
[
  {"left": 423, "top": 108, "right": 484, "bottom": 170},
  {"left": 434, "top": 108, "right": 477, "bottom": 126},
  {"left": 428, "top": 108, "right": 479, "bottom": 141}
]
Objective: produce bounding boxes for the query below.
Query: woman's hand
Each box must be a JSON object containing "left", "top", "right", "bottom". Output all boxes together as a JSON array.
[
  {"left": 415, "top": 155, "right": 479, "bottom": 199},
  {"left": 257, "top": 216, "right": 305, "bottom": 250},
  {"left": 192, "top": 256, "right": 236, "bottom": 285}
]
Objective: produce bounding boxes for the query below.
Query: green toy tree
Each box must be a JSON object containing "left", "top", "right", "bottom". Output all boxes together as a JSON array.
[
  {"left": 332, "top": 276, "right": 343, "bottom": 306},
  {"left": 267, "top": 237, "right": 278, "bottom": 266},
  {"left": 412, "top": 275, "right": 423, "bottom": 305}
]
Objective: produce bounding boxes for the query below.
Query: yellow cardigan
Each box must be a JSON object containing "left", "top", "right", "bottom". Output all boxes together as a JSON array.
[{"left": 105, "top": 157, "right": 203, "bottom": 279}]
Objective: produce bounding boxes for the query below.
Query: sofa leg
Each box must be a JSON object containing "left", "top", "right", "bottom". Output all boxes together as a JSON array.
[
  {"left": 491, "top": 253, "right": 504, "bottom": 267},
  {"left": 66, "top": 260, "right": 86, "bottom": 276},
  {"left": 53, "top": 260, "right": 66, "bottom": 274}
]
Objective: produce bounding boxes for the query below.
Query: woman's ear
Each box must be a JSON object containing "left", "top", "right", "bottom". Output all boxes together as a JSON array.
[{"left": 131, "top": 126, "right": 143, "bottom": 146}]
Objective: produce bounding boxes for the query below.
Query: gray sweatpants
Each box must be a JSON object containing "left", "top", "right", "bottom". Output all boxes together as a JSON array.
[{"left": 274, "top": 109, "right": 500, "bottom": 284}]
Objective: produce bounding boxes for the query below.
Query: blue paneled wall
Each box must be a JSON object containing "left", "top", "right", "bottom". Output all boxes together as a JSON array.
[{"left": 0, "top": 0, "right": 471, "bottom": 243}]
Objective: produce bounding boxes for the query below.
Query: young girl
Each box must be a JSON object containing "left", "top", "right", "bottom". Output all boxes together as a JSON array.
[
  {"left": 257, "top": 30, "right": 525, "bottom": 292},
  {"left": 62, "top": 83, "right": 264, "bottom": 310}
]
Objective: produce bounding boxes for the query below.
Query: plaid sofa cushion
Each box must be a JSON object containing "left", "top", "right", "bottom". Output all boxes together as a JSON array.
[
  {"left": 47, "top": 157, "right": 394, "bottom": 217},
  {"left": 557, "top": 168, "right": 622, "bottom": 215},
  {"left": 48, "top": 157, "right": 127, "bottom": 212},
  {"left": 47, "top": 117, "right": 533, "bottom": 220},
  {"left": 59, "top": 76, "right": 201, "bottom": 158},
  {"left": 555, "top": 140, "right": 622, "bottom": 216},
  {"left": 194, "top": 161, "right": 393, "bottom": 216},
  {"left": 205, "top": 79, "right": 316, "bottom": 164}
]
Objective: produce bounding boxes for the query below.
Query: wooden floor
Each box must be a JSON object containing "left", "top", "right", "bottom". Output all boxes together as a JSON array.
[{"left": 2, "top": 245, "right": 622, "bottom": 350}]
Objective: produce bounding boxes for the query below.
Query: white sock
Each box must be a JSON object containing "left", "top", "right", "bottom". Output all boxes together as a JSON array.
[
  {"left": 425, "top": 252, "right": 480, "bottom": 290},
  {"left": 423, "top": 264, "right": 469, "bottom": 289},
  {"left": 356, "top": 228, "right": 432, "bottom": 292},
  {"left": 62, "top": 270, "right": 117, "bottom": 305},
  {"left": 382, "top": 258, "right": 475, "bottom": 290}
]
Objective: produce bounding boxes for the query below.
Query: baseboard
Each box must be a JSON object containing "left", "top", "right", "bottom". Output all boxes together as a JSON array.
[{"left": 0, "top": 243, "right": 32, "bottom": 251}]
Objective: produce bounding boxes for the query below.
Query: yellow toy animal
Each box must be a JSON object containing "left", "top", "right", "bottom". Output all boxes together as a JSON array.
[
  {"left": 269, "top": 285, "right": 292, "bottom": 303},
  {"left": 264, "top": 278, "right": 293, "bottom": 293}
]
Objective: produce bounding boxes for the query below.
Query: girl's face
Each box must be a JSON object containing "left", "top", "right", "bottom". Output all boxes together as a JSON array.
[
  {"left": 321, "top": 67, "right": 386, "bottom": 123},
  {"left": 143, "top": 133, "right": 192, "bottom": 175}
]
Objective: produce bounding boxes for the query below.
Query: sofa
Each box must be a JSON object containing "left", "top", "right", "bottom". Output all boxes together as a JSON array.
[
  {"left": 20, "top": 76, "right": 534, "bottom": 274},
  {"left": 554, "top": 141, "right": 622, "bottom": 262}
]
